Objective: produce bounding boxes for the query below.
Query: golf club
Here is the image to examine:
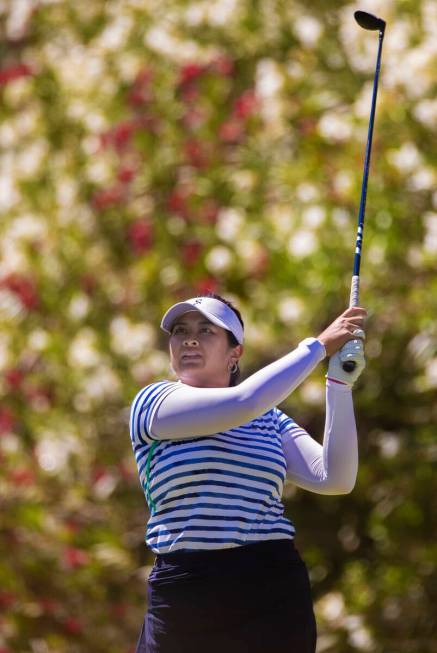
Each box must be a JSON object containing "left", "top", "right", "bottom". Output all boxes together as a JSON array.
[{"left": 342, "top": 10, "right": 386, "bottom": 373}]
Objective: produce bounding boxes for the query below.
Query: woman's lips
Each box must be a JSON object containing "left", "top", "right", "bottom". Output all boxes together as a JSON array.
[{"left": 181, "top": 353, "right": 202, "bottom": 361}]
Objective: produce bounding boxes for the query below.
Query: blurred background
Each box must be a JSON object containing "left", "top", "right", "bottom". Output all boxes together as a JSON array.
[{"left": 0, "top": 0, "right": 436, "bottom": 651}]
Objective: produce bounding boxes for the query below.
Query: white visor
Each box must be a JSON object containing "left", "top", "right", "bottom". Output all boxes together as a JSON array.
[{"left": 160, "top": 297, "right": 244, "bottom": 345}]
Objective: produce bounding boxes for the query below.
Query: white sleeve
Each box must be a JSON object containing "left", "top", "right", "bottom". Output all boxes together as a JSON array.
[
  {"left": 150, "top": 338, "right": 326, "bottom": 440},
  {"left": 281, "top": 380, "right": 358, "bottom": 495}
]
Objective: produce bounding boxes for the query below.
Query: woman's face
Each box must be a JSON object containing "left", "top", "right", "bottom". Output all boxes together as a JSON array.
[{"left": 169, "top": 311, "right": 243, "bottom": 388}]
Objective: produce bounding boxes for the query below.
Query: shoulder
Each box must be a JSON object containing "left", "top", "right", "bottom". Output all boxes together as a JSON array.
[
  {"left": 129, "top": 380, "right": 179, "bottom": 440},
  {"left": 131, "top": 380, "right": 174, "bottom": 406},
  {"left": 130, "top": 380, "right": 179, "bottom": 416}
]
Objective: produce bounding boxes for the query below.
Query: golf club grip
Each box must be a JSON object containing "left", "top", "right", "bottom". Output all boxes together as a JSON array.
[
  {"left": 342, "top": 275, "right": 360, "bottom": 372},
  {"left": 349, "top": 275, "right": 360, "bottom": 309}
]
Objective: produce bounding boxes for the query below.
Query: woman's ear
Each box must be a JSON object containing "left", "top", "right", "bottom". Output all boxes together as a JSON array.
[{"left": 233, "top": 344, "right": 244, "bottom": 361}]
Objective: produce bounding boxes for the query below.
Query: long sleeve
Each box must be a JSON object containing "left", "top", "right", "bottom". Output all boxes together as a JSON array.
[
  {"left": 145, "top": 338, "right": 326, "bottom": 440},
  {"left": 280, "top": 380, "right": 358, "bottom": 495}
]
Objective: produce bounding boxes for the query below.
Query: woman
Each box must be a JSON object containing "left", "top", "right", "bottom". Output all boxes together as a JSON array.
[{"left": 130, "top": 293, "right": 366, "bottom": 653}]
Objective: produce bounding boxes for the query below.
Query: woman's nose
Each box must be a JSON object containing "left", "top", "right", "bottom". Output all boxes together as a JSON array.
[{"left": 183, "top": 338, "right": 199, "bottom": 347}]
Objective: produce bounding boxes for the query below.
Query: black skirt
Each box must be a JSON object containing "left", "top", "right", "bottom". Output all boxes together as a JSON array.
[{"left": 135, "top": 539, "right": 316, "bottom": 653}]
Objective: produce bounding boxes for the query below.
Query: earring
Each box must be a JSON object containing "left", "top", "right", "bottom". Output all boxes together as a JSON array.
[{"left": 228, "top": 361, "right": 238, "bottom": 374}]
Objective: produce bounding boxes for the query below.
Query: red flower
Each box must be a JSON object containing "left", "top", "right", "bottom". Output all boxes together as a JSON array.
[
  {"left": 167, "top": 188, "right": 190, "bottom": 218},
  {"left": 1, "top": 273, "right": 38, "bottom": 310},
  {"left": 233, "top": 89, "right": 258, "bottom": 120},
  {"left": 63, "top": 617, "right": 83, "bottom": 635},
  {"left": 179, "top": 63, "right": 205, "bottom": 86},
  {"left": 63, "top": 547, "right": 90, "bottom": 569},
  {"left": 180, "top": 84, "right": 200, "bottom": 104},
  {"left": 114, "top": 121, "right": 138, "bottom": 150},
  {"left": 9, "top": 467, "right": 35, "bottom": 486},
  {"left": 127, "top": 219, "right": 153, "bottom": 254},
  {"left": 117, "top": 166, "right": 136, "bottom": 184},
  {"left": 91, "top": 465, "right": 108, "bottom": 484},
  {"left": 100, "top": 120, "right": 137, "bottom": 152},
  {"left": 210, "top": 55, "right": 234, "bottom": 76},
  {"left": 128, "top": 67, "right": 153, "bottom": 107},
  {"left": 100, "top": 115, "right": 160, "bottom": 150},
  {"left": 184, "top": 138, "right": 209, "bottom": 168},
  {"left": 136, "top": 114, "right": 161, "bottom": 134},
  {"left": 218, "top": 119, "right": 244, "bottom": 143},
  {"left": 182, "top": 107, "right": 207, "bottom": 130},
  {"left": 135, "top": 68, "right": 153, "bottom": 85},
  {"left": 64, "top": 518, "right": 82, "bottom": 534},
  {"left": 181, "top": 239, "right": 203, "bottom": 267},
  {"left": 4, "top": 368, "right": 24, "bottom": 389},
  {"left": 195, "top": 276, "right": 220, "bottom": 295},
  {"left": 128, "top": 89, "right": 147, "bottom": 107},
  {"left": 0, "top": 63, "right": 33, "bottom": 86},
  {"left": 91, "top": 185, "right": 124, "bottom": 211},
  {"left": 0, "top": 407, "right": 15, "bottom": 435}
]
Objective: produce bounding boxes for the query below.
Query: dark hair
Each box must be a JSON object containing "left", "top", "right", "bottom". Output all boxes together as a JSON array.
[{"left": 202, "top": 292, "right": 244, "bottom": 386}]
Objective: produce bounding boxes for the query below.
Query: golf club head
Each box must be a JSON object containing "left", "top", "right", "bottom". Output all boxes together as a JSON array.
[{"left": 354, "top": 10, "right": 386, "bottom": 33}]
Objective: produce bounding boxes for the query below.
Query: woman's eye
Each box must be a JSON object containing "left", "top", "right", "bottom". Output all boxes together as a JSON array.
[{"left": 172, "top": 327, "right": 185, "bottom": 335}]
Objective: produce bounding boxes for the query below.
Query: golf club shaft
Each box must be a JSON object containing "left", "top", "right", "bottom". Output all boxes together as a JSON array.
[
  {"left": 342, "top": 28, "right": 385, "bottom": 372},
  {"left": 350, "top": 28, "right": 384, "bottom": 296}
]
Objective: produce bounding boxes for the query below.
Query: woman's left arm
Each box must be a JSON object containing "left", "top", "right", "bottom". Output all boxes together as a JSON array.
[{"left": 281, "top": 380, "right": 358, "bottom": 495}]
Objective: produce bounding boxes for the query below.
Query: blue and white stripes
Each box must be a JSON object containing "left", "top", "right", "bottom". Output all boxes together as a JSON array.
[{"left": 130, "top": 381, "right": 296, "bottom": 553}]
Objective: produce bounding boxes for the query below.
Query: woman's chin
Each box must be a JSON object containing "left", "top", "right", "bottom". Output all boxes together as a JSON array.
[
  {"left": 176, "top": 370, "right": 231, "bottom": 388},
  {"left": 178, "top": 372, "right": 206, "bottom": 387}
]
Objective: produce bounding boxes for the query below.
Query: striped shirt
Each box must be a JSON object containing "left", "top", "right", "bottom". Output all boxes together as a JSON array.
[{"left": 130, "top": 381, "right": 299, "bottom": 554}]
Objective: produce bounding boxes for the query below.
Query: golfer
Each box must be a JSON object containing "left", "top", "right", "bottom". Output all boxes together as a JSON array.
[{"left": 130, "top": 293, "right": 366, "bottom": 653}]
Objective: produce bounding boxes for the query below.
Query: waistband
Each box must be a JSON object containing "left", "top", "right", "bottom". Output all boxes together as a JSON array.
[{"left": 154, "top": 538, "right": 299, "bottom": 567}]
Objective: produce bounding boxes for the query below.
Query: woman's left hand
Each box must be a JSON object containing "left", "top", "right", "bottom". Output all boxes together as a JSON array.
[{"left": 327, "top": 335, "right": 366, "bottom": 387}]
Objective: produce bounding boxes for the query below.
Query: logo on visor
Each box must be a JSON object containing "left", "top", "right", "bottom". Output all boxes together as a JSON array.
[{"left": 193, "top": 298, "right": 203, "bottom": 305}]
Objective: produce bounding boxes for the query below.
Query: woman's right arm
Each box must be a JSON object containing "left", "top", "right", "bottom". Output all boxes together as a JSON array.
[
  {"left": 139, "top": 306, "right": 367, "bottom": 440},
  {"left": 150, "top": 337, "right": 325, "bottom": 439}
]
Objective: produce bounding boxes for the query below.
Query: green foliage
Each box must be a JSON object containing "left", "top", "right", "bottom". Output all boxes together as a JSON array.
[{"left": 0, "top": 1, "right": 436, "bottom": 651}]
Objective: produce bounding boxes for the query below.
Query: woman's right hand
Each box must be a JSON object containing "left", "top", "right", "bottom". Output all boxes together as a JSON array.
[{"left": 317, "top": 307, "right": 367, "bottom": 357}]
